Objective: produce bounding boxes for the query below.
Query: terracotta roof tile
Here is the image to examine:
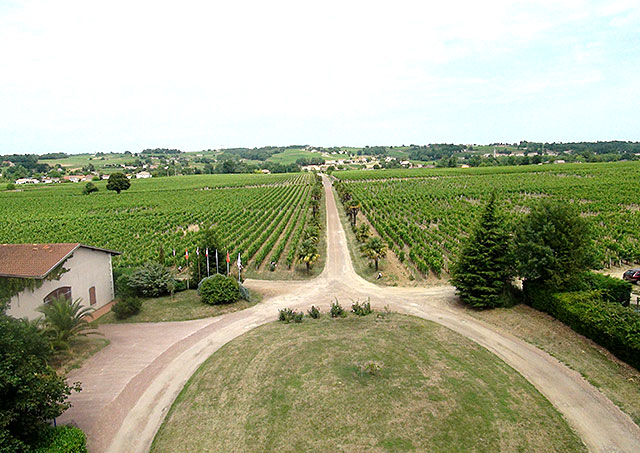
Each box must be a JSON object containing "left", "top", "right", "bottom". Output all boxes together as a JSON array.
[{"left": 0, "top": 243, "right": 121, "bottom": 279}]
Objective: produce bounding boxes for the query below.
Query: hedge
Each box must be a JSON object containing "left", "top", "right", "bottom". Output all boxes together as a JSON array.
[
  {"left": 568, "top": 272, "right": 631, "bottom": 306},
  {"left": 524, "top": 283, "right": 640, "bottom": 370}
]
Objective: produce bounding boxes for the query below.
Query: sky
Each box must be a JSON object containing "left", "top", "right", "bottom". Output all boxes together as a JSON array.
[{"left": 0, "top": 0, "right": 639, "bottom": 154}]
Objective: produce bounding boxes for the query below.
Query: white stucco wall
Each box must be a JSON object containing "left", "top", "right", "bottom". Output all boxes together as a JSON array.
[{"left": 6, "top": 247, "right": 115, "bottom": 320}]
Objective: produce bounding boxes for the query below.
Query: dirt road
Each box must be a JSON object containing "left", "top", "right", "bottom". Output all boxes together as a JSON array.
[{"left": 60, "top": 175, "right": 640, "bottom": 452}]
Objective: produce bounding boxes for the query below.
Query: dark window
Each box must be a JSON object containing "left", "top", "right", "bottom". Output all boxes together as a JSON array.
[
  {"left": 43, "top": 286, "right": 72, "bottom": 304},
  {"left": 89, "top": 286, "right": 96, "bottom": 305}
]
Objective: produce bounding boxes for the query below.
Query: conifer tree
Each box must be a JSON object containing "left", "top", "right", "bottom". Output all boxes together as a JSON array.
[{"left": 451, "top": 194, "right": 513, "bottom": 309}]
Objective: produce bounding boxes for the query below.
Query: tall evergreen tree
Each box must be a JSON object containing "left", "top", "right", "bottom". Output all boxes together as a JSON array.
[{"left": 451, "top": 194, "right": 513, "bottom": 309}]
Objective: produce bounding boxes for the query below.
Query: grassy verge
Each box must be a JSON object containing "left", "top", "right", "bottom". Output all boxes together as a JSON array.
[
  {"left": 97, "top": 289, "right": 262, "bottom": 324},
  {"left": 151, "top": 313, "right": 585, "bottom": 453},
  {"left": 466, "top": 304, "right": 640, "bottom": 426},
  {"left": 52, "top": 336, "right": 110, "bottom": 374}
]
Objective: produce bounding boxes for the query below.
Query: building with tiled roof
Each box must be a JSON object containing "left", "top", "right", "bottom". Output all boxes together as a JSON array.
[{"left": 1, "top": 243, "right": 121, "bottom": 320}]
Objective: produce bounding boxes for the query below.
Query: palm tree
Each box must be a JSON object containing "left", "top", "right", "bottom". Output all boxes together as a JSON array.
[
  {"left": 361, "top": 237, "right": 387, "bottom": 271},
  {"left": 37, "top": 297, "right": 99, "bottom": 351},
  {"left": 346, "top": 200, "right": 360, "bottom": 227},
  {"left": 297, "top": 238, "right": 319, "bottom": 272}
]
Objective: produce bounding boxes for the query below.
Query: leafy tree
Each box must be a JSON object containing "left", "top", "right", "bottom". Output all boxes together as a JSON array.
[
  {"left": 514, "top": 200, "right": 596, "bottom": 288},
  {"left": 37, "top": 298, "right": 98, "bottom": 351},
  {"left": 361, "top": 237, "right": 387, "bottom": 271},
  {"left": 0, "top": 314, "right": 79, "bottom": 451},
  {"left": 310, "top": 198, "right": 320, "bottom": 219},
  {"left": 106, "top": 172, "right": 131, "bottom": 194},
  {"left": 451, "top": 194, "right": 513, "bottom": 309},
  {"left": 6, "top": 183, "right": 15, "bottom": 191},
  {"left": 298, "top": 238, "right": 319, "bottom": 271},
  {"left": 82, "top": 182, "right": 98, "bottom": 195},
  {"left": 190, "top": 226, "right": 226, "bottom": 282}
]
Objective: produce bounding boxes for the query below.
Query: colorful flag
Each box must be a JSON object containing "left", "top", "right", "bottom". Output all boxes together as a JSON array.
[
  {"left": 196, "top": 247, "right": 200, "bottom": 256},
  {"left": 226, "top": 251, "right": 230, "bottom": 263},
  {"left": 185, "top": 248, "right": 189, "bottom": 260},
  {"left": 237, "top": 253, "right": 242, "bottom": 269}
]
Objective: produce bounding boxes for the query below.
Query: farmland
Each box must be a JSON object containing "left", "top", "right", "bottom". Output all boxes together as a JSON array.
[
  {"left": 0, "top": 172, "right": 320, "bottom": 272},
  {"left": 334, "top": 161, "right": 640, "bottom": 276}
]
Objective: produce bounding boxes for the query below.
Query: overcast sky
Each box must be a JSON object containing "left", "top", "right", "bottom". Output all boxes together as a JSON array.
[{"left": 1, "top": 0, "right": 638, "bottom": 154}]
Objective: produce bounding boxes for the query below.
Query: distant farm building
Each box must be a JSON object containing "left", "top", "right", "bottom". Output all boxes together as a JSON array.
[
  {"left": 136, "top": 171, "right": 152, "bottom": 179},
  {"left": 0, "top": 243, "right": 121, "bottom": 320}
]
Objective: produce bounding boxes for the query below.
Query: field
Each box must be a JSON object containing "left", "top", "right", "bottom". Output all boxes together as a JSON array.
[
  {"left": 151, "top": 314, "right": 585, "bottom": 452},
  {"left": 0, "top": 173, "right": 320, "bottom": 272},
  {"left": 334, "top": 161, "right": 640, "bottom": 276}
]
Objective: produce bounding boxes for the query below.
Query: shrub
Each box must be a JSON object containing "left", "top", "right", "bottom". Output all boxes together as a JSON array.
[
  {"left": 111, "top": 297, "right": 142, "bottom": 319},
  {"left": 127, "top": 262, "right": 174, "bottom": 297},
  {"left": 6, "top": 183, "right": 15, "bottom": 190},
  {"left": 351, "top": 298, "right": 373, "bottom": 316},
  {"left": 114, "top": 273, "right": 135, "bottom": 297},
  {"left": 278, "top": 308, "right": 303, "bottom": 323},
  {"left": 82, "top": 182, "right": 98, "bottom": 195},
  {"left": 199, "top": 274, "right": 239, "bottom": 305},
  {"left": 239, "top": 283, "right": 250, "bottom": 301},
  {"left": 37, "top": 298, "right": 98, "bottom": 351},
  {"left": 330, "top": 299, "right": 346, "bottom": 318},
  {"left": 307, "top": 305, "right": 321, "bottom": 319},
  {"left": 173, "top": 279, "right": 188, "bottom": 293},
  {"left": 568, "top": 272, "right": 631, "bottom": 306},
  {"left": 34, "top": 425, "right": 87, "bottom": 453}
]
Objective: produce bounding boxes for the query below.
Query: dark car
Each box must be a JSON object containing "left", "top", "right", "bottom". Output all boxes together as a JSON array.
[{"left": 623, "top": 269, "right": 640, "bottom": 284}]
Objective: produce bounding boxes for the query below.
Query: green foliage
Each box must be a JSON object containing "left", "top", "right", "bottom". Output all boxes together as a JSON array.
[
  {"left": 106, "top": 172, "right": 131, "bottom": 194},
  {"left": 190, "top": 226, "right": 226, "bottom": 281},
  {"left": 238, "top": 283, "right": 250, "bottom": 301},
  {"left": 297, "top": 238, "right": 319, "bottom": 271},
  {"left": 354, "top": 223, "right": 370, "bottom": 243},
  {"left": 357, "top": 360, "right": 383, "bottom": 376},
  {"left": 198, "top": 274, "right": 239, "bottom": 305},
  {"left": 568, "top": 272, "right": 632, "bottom": 306},
  {"left": 307, "top": 305, "right": 321, "bottom": 319},
  {"left": 278, "top": 308, "right": 303, "bottom": 323},
  {"left": 514, "top": 200, "right": 596, "bottom": 288},
  {"left": 34, "top": 425, "right": 87, "bottom": 453},
  {"left": 524, "top": 285, "right": 640, "bottom": 370},
  {"left": 37, "top": 297, "right": 98, "bottom": 351},
  {"left": 330, "top": 299, "right": 346, "bottom": 318},
  {"left": 451, "top": 194, "right": 514, "bottom": 309},
  {"left": 127, "top": 262, "right": 174, "bottom": 297},
  {"left": 361, "top": 237, "right": 387, "bottom": 271},
  {"left": 351, "top": 298, "right": 373, "bottom": 316},
  {"left": 0, "top": 314, "right": 79, "bottom": 452},
  {"left": 111, "top": 297, "right": 142, "bottom": 319},
  {"left": 82, "top": 182, "right": 98, "bottom": 195},
  {"left": 6, "top": 183, "right": 15, "bottom": 190}
]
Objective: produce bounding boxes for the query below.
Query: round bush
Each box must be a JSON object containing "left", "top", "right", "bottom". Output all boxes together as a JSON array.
[
  {"left": 111, "top": 297, "right": 142, "bottom": 319},
  {"left": 199, "top": 274, "right": 239, "bottom": 305}
]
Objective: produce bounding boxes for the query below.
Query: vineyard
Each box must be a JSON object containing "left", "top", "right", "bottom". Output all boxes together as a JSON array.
[
  {"left": 334, "top": 161, "right": 640, "bottom": 276},
  {"left": 0, "top": 173, "right": 321, "bottom": 272}
]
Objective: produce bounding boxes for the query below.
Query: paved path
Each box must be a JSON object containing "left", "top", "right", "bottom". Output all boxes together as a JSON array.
[{"left": 60, "top": 175, "right": 640, "bottom": 452}]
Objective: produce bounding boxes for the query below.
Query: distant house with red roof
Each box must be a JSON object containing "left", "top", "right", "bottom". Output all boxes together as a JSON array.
[{"left": 0, "top": 243, "right": 121, "bottom": 320}]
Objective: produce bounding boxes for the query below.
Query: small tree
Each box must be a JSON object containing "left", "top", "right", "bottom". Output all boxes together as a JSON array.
[
  {"left": 106, "top": 172, "right": 131, "bottom": 194},
  {"left": 361, "top": 237, "right": 387, "bottom": 271},
  {"left": 346, "top": 200, "right": 360, "bottom": 227},
  {"left": 190, "top": 226, "right": 226, "bottom": 281},
  {"left": 298, "top": 238, "right": 319, "bottom": 271},
  {"left": 451, "top": 194, "right": 513, "bottom": 309},
  {"left": 127, "top": 262, "right": 174, "bottom": 297},
  {"left": 82, "top": 182, "right": 98, "bottom": 195},
  {"left": 514, "top": 200, "right": 596, "bottom": 289},
  {"left": 355, "top": 223, "right": 371, "bottom": 243},
  {"left": 6, "top": 183, "right": 15, "bottom": 190}
]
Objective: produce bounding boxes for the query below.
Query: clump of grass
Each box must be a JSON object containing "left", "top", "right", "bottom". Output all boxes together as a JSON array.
[
  {"left": 358, "top": 360, "right": 384, "bottom": 376},
  {"left": 307, "top": 305, "right": 321, "bottom": 319},
  {"left": 351, "top": 298, "right": 373, "bottom": 316},
  {"left": 330, "top": 299, "right": 346, "bottom": 318},
  {"left": 376, "top": 305, "right": 392, "bottom": 320}
]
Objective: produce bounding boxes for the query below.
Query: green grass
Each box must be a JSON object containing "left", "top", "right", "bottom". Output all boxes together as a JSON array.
[
  {"left": 466, "top": 304, "right": 640, "bottom": 426},
  {"left": 97, "top": 289, "right": 261, "bottom": 324},
  {"left": 151, "top": 314, "right": 586, "bottom": 453}
]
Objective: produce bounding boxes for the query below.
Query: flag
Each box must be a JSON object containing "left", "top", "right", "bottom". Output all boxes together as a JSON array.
[
  {"left": 226, "top": 251, "right": 230, "bottom": 263},
  {"left": 196, "top": 247, "right": 200, "bottom": 256},
  {"left": 206, "top": 248, "right": 210, "bottom": 277},
  {"left": 185, "top": 248, "right": 189, "bottom": 260},
  {"left": 172, "top": 249, "right": 176, "bottom": 257},
  {"left": 237, "top": 253, "right": 242, "bottom": 269}
]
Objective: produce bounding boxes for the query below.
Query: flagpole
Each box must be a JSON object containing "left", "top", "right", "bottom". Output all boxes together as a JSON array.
[
  {"left": 216, "top": 249, "right": 219, "bottom": 274},
  {"left": 185, "top": 248, "right": 189, "bottom": 290},
  {"left": 196, "top": 248, "right": 201, "bottom": 283},
  {"left": 206, "top": 248, "right": 210, "bottom": 277}
]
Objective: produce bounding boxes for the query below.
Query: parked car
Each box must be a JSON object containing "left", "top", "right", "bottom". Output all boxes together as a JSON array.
[{"left": 622, "top": 269, "right": 640, "bottom": 284}]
